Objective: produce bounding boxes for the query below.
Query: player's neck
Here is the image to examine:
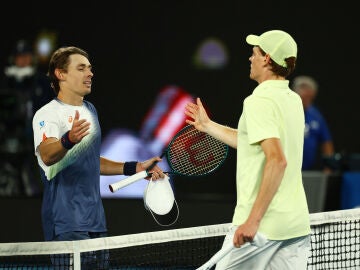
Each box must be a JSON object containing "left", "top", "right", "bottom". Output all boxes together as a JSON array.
[
  {"left": 254, "top": 71, "right": 285, "bottom": 84},
  {"left": 57, "top": 91, "right": 84, "bottom": 106}
]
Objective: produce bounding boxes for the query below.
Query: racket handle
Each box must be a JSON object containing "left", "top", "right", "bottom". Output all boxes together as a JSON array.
[
  {"left": 196, "top": 232, "right": 267, "bottom": 270},
  {"left": 109, "top": 171, "right": 149, "bottom": 192},
  {"left": 196, "top": 241, "right": 234, "bottom": 270}
]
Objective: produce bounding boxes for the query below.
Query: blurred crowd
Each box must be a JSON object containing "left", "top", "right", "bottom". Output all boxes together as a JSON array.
[{"left": 0, "top": 39, "right": 54, "bottom": 196}]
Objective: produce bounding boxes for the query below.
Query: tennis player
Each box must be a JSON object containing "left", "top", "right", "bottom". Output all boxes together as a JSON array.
[
  {"left": 185, "top": 30, "right": 311, "bottom": 269},
  {"left": 32, "top": 46, "right": 165, "bottom": 268}
]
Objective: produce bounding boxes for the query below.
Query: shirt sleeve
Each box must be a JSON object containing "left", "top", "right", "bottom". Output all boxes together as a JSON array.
[
  {"left": 244, "top": 96, "right": 280, "bottom": 145},
  {"left": 32, "top": 109, "right": 61, "bottom": 152}
]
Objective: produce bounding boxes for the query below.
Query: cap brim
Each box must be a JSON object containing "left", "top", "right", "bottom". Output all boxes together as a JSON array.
[{"left": 246, "top": 34, "right": 260, "bottom": 45}]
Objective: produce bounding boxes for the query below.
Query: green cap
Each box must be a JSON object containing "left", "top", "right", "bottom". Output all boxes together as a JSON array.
[{"left": 246, "top": 30, "right": 297, "bottom": 68}]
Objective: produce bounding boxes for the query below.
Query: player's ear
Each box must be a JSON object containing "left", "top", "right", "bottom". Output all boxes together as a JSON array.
[
  {"left": 264, "top": 54, "right": 272, "bottom": 64},
  {"left": 55, "top": 68, "right": 65, "bottom": 80}
]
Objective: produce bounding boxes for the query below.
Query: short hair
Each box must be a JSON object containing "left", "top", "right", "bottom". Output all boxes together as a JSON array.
[
  {"left": 47, "top": 46, "right": 89, "bottom": 95},
  {"left": 258, "top": 46, "right": 296, "bottom": 78}
]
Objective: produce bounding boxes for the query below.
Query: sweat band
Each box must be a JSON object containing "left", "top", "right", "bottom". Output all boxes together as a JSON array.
[
  {"left": 61, "top": 131, "right": 76, "bottom": 150},
  {"left": 124, "top": 161, "right": 138, "bottom": 176}
]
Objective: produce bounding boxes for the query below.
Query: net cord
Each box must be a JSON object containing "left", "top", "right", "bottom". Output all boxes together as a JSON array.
[
  {"left": 0, "top": 208, "right": 359, "bottom": 256},
  {"left": 0, "top": 223, "right": 232, "bottom": 256},
  {"left": 310, "top": 208, "right": 360, "bottom": 225}
]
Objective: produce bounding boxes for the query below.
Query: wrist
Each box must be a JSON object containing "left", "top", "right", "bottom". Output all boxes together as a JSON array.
[
  {"left": 61, "top": 131, "right": 76, "bottom": 150},
  {"left": 123, "top": 161, "right": 138, "bottom": 175}
]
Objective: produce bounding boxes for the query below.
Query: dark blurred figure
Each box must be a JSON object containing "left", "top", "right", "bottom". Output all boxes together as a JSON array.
[
  {"left": 291, "top": 75, "right": 337, "bottom": 173},
  {"left": 0, "top": 39, "right": 54, "bottom": 196},
  {"left": 3, "top": 39, "right": 54, "bottom": 118}
]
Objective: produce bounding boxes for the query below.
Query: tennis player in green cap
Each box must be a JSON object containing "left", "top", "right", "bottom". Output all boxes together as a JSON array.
[{"left": 186, "top": 29, "right": 311, "bottom": 269}]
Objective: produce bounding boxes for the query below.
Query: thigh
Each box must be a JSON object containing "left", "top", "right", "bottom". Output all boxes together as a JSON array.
[
  {"left": 54, "top": 231, "right": 108, "bottom": 241},
  {"left": 89, "top": 231, "right": 108, "bottom": 239},
  {"left": 266, "top": 235, "right": 311, "bottom": 270},
  {"left": 89, "top": 232, "right": 110, "bottom": 270},
  {"left": 54, "top": 231, "right": 110, "bottom": 270},
  {"left": 54, "top": 231, "right": 91, "bottom": 241}
]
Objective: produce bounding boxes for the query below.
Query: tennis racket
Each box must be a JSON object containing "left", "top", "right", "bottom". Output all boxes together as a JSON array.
[
  {"left": 109, "top": 124, "right": 229, "bottom": 193},
  {"left": 196, "top": 232, "right": 268, "bottom": 270}
]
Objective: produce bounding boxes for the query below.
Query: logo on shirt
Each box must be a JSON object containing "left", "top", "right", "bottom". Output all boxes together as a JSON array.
[
  {"left": 68, "top": 116, "right": 73, "bottom": 123},
  {"left": 39, "top": 121, "right": 45, "bottom": 128},
  {"left": 42, "top": 132, "right": 48, "bottom": 142}
]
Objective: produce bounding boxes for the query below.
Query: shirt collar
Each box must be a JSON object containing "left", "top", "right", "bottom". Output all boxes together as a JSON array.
[{"left": 253, "top": 80, "right": 290, "bottom": 95}]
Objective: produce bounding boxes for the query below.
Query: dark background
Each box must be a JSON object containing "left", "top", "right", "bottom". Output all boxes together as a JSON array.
[
  {"left": 1, "top": 1, "right": 359, "bottom": 156},
  {"left": 0, "top": 1, "right": 358, "bottom": 241}
]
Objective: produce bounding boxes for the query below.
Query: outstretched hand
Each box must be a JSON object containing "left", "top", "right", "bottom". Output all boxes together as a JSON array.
[
  {"left": 185, "top": 97, "right": 210, "bottom": 133},
  {"left": 68, "top": 110, "right": 91, "bottom": 144},
  {"left": 138, "top": 156, "right": 165, "bottom": 180}
]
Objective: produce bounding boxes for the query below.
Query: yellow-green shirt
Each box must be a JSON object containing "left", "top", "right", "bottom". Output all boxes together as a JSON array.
[{"left": 232, "top": 80, "right": 311, "bottom": 240}]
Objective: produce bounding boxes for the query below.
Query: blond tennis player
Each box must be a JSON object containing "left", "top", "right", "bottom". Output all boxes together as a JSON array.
[{"left": 185, "top": 30, "right": 311, "bottom": 269}]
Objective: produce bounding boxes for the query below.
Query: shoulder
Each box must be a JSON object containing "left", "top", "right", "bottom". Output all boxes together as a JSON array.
[
  {"left": 244, "top": 95, "right": 275, "bottom": 116},
  {"left": 83, "top": 100, "right": 98, "bottom": 115},
  {"left": 306, "top": 106, "right": 324, "bottom": 117},
  {"left": 245, "top": 91, "right": 273, "bottom": 106},
  {"left": 83, "top": 100, "right": 95, "bottom": 109},
  {"left": 33, "top": 99, "right": 57, "bottom": 116}
]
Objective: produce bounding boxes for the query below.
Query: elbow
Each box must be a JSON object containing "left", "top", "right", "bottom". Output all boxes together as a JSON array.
[
  {"left": 42, "top": 159, "right": 54, "bottom": 167},
  {"left": 41, "top": 154, "right": 56, "bottom": 167},
  {"left": 271, "top": 154, "right": 287, "bottom": 172},
  {"left": 279, "top": 157, "right": 287, "bottom": 171}
]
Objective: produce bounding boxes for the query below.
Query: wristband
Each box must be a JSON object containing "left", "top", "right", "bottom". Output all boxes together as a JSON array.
[
  {"left": 123, "top": 161, "right": 137, "bottom": 176},
  {"left": 61, "top": 131, "right": 76, "bottom": 150}
]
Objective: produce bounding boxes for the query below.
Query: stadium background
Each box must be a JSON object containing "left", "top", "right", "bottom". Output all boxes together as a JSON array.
[{"left": 0, "top": 1, "right": 358, "bottom": 242}]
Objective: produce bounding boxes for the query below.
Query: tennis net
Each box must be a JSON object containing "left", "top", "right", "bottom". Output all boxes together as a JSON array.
[{"left": 0, "top": 208, "right": 359, "bottom": 269}]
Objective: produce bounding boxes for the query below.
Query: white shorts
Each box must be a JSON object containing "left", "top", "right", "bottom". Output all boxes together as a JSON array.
[{"left": 215, "top": 226, "right": 311, "bottom": 270}]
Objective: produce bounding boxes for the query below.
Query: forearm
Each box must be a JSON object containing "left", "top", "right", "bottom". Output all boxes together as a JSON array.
[
  {"left": 100, "top": 157, "right": 124, "bottom": 175},
  {"left": 247, "top": 157, "right": 286, "bottom": 225},
  {"left": 39, "top": 138, "right": 68, "bottom": 166},
  {"left": 205, "top": 120, "right": 238, "bottom": 149},
  {"left": 100, "top": 157, "right": 147, "bottom": 176}
]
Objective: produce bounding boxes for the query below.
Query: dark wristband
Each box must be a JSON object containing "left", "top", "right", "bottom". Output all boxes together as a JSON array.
[
  {"left": 61, "top": 131, "right": 76, "bottom": 150},
  {"left": 123, "top": 161, "right": 137, "bottom": 176}
]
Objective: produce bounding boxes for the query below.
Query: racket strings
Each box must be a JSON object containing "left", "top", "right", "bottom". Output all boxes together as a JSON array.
[{"left": 168, "top": 127, "right": 228, "bottom": 176}]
